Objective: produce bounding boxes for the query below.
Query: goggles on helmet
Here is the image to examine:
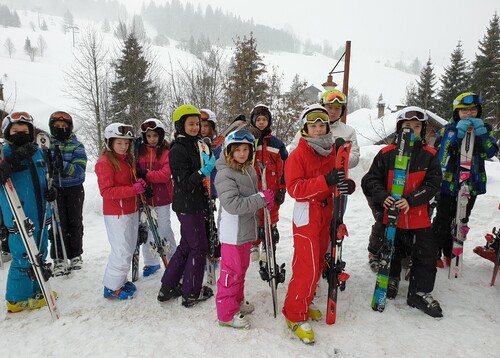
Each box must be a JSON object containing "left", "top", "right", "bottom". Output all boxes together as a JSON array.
[
  {"left": 117, "top": 125, "right": 134, "bottom": 137},
  {"left": 303, "top": 111, "right": 330, "bottom": 124},
  {"left": 252, "top": 106, "right": 270, "bottom": 117},
  {"left": 50, "top": 111, "right": 72, "bottom": 121},
  {"left": 9, "top": 112, "right": 33, "bottom": 122},
  {"left": 323, "top": 92, "right": 347, "bottom": 105},
  {"left": 227, "top": 129, "right": 255, "bottom": 143},
  {"left": 200, "top": 111, "right": 210, "bottom": 120},
  {"left": 141, "top": 121, "right": 160, "bottom": 133},
  {"left": 398, "top": 109, "right": 427, "bottom": 121},
  {"left": 453, "top": 94, "right": 482, "bottom": 107}
]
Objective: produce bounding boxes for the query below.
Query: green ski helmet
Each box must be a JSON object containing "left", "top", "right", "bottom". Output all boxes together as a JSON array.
[
  {"left": 172, "top": 104, "right": 201, "bottom": 134},
  {"left": 452, "top": 92, "right": 482, "bottom": 120}
]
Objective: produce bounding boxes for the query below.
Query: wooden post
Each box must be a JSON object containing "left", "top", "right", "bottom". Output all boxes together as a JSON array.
[{"left": 341, "top": 41, "right": 351, "bottom": 123}]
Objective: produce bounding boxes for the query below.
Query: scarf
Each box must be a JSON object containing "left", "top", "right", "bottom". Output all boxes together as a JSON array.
[{"left": 303, "top": 134, "right": 334, "bottom": 157}]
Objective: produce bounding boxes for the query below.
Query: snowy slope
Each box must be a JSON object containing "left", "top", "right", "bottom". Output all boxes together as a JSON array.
[{"left": 1, "top": 10, "right": 500, "bottom": 358}]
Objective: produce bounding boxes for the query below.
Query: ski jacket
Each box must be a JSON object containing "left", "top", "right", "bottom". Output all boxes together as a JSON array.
[
  {"left": 95, "top": 152, "right": 139, "bottom": 216},
  {"left": 214, "top": 156, "right": 266, "bottom": 245},
  {"left": 361, "top": 140, "right": 441, "bottom": 229},
  {"left": 50, "top": 134, "right": 87, "bottom": 188},
  {"left": 137, "top": 145, "right": 173, "bottom": 207},
  {"left": 169, "top": 135, "right": 208, "bottom": 214},
  {"left": 289, "top": 121, "right": 360, "bottom": 168},
  {"left": 0, "top": 144, "right": 52, "bottom": 233},
  {"left": 285, "top": 138, "right": 336, "bottom": 206},
  {"left": 253, "top": 131, "right": 288, "bottom": 194},
  {"left": 434, "top": 119, "right": 498, "bottom": 196},
  {"left": 209, "top": 136, "right": 222, "bottom": 199}
]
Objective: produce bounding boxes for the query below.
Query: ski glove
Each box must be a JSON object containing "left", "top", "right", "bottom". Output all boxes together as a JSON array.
[
  {"left": 135, "top": 165, "right": 148, "bottom": 179},
  {"left": 469, "top": 118, "right": 487, "bottom": 136},
  {"left": 5, "top": 143, "right": 37, "bottom": 169},
  {"left": 456, "top": 119, "right": 472, "bottom": 139},
  {"left": 261, "top": 189, "right": 275, "bottom": 211},
  {"left": 133, "top": 179, "right": 147, "bottom": 194},
  {"left": 53, "top": 146, "right": 64, "bottom": 174},
  {"left": 44, "top": 187, "right": 57, "bottom": 202},
  {"left": 274, "top": 188, "right": 286, "bottom": 206},
  {"left": 200, "top": 152, "right": 216, "bottom": 177},
  {"left": 324, "top": 168, "right": 345, "bottom": 187},
  {"left": 0, "top": 162, "right": 12, "bottom": 185},
  {"left": 337, "top": 178, "right": 356, "bottom": 195},
  {"left": 144, "top": 187, "right": 154, "bottom": 199}
]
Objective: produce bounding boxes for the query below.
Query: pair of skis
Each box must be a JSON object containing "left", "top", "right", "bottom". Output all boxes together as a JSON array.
[
  {"left": 372, "top": 127, "right": 414, "bottom": 312},
  {"left": 0, "top": 141, "right": 60, "bottom": 321}
]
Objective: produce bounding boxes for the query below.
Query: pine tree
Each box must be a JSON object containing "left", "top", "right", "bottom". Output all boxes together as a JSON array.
[
  {"left": 473, "top": 12, "right": 500, "bottom": 127},
  {"left": 225, "top": 33, "right": 269, "bottom": 117},
  {"left": 414, "top": 57, "right": 437, "bottom": 111},
  {"left": 437, "top": 41, "right": 471, "bottom": 119},
  {"left": 110, "top": 33, "right": 160, "bottom": 132}
]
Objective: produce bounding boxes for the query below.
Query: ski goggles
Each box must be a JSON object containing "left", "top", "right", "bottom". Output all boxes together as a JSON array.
[
  {"left": 9, "top": 111, "right": 33, "bottom": 123},
  {"left": 398, "top": 109, "right": 427, "bottom": 121},
  {"left": 117, "top": 125, "right": 134, "bottom": 137},
  {"left": 50, "top": 111, "right": 72, "bottom": 121},
  {"left": 227, "top": 129, "right": 255, "bottom": 143},
  {"left": 453, "top": 94, "right": 482, "bottom": 107},
  {"left": 140, "top": 121, "right": 160, "bottom": 132},
  {"left": 252, "top": 106, "right": 270, "bottom": 118},
  {"left": 302, "top": 111, "right": 330, "bottom": 124},
  {"left": 323, "top": 92, "right": 347, "bottom": 105},
  {"left": 200, "top": 111, "right": 211, "bottom": 120}
]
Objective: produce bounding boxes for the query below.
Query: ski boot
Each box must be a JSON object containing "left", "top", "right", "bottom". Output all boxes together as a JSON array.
[
  {"left": 182, "top": 286, "right": 214, "bottom": 307},
  {"left": 285, "top": 318, "right": 315, "bottom": 344},
  {"left": 219, "top": 312, "right": 250, "bottom": 329},
  {"left": 407, "top": 291, "right": 443, "bottom": 318}
]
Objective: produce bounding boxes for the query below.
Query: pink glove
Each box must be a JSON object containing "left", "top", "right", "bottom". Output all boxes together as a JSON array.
[
  {"left": 261, "top": 189, "right": 275, "bottom": 211},
  {"left": 133, "top": 178, "right": 146, "bottom": 194}
]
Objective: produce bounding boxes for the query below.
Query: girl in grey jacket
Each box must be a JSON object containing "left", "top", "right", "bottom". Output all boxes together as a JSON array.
[{"left": 214, "top": 129, "right": 274, "bottom": 329}]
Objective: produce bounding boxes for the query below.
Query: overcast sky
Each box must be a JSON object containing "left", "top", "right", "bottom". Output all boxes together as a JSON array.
[{"left": 123, "top": 0, "right": 498, "bottom": 65}]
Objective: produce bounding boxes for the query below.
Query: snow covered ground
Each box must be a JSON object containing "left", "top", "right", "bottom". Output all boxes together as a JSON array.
[{"left": 1, "top": 149, "right": 499, "bottom": 358}]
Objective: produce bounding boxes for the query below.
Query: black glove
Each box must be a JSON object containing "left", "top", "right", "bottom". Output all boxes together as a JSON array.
[
  {"left": 5, "top": 143, "right": 37, "bottom": 168},
  {"left": 44, "top": 187, "right": 57, "bottom": 202},
  {"left": 275, "top": 188, "right": 286, "bottom": 205},
  {"left": 325, "top": 168, "right": 345, "bottom": 187},
  {"left": 0, "top": 162, "right": 13, "bottom": 185},
  {"left": 136, "top": 165, "right": 148, "bottom": 179},
  {"left": 337, "top": 178, "right": 356, "bottom": 195},
  {"left": 53, "top": 146, "right": 64, "bottom": 173},
  {"left": 144, "top": 187, "right": 154, "bottom": 199}
]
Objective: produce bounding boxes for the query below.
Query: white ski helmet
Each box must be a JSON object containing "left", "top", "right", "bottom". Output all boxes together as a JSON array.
[
  {"left": 104, "top": 122, "right": 134, "bottom": 150},
  {"left": 224, "top": 128, "right": 255, "bottom": 157},
  {"left": 396, "top": 106, "right": 428, "bottom": 138},
  {"left": 140, "top": 118, "right": 166, "bottom": 144},
  {"left": 2, "top": 111, "right": 35, "bottom": 143},
  {"left": 200, "top": 109, "right": 217, "bottom": 124},
  {"left": 300, "top": 104, "right": 330, "bottom": 135},
  {"left": 250, "top": 104, "right": 272, "bottom": 128}
]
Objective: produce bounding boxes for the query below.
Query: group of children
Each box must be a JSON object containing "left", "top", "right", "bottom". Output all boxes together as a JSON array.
[{"left": 0, "top": 89, "right": 497, "bottom": 346}]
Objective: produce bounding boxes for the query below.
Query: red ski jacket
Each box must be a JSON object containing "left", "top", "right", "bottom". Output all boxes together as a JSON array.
[{"left": 137, "top": 146, "right": 173, "bottom": 207}]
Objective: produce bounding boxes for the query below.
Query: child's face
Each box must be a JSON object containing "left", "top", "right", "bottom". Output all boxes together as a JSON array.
[
  {"left": 184, "top": 116, "right": 200, "bottom": 137},
  {"left": 458, "top": 106, "right": 478, "bottom": 120},
  {"left": 112, "top": 138, "right": 130, "bottom": 155},
  {"left": 145, "top": 131, "right": 159, "bottom": 146},
  {"left": 306, "top": 122, "right": 328, "bottom": 138},
  {"left": 324, "top": 104, "right": 343, "bottom": 122},
  {"left": 200, "top": 121, "right": 212, "bottom": 138},
  {"left": 255, "top": 115, "right": 269, "bottom": 131},
  {"left": 232, "top": 144, "right": 251, "bottom": 164},
  {"left": 53, "top": 120, "right": 69, "bottom": 129},
  {"left": 401, "top": 120, "right": 422, "bottom": 137},
  {"left": 9, "top": 123, "right": 30, "bottom": 136}
]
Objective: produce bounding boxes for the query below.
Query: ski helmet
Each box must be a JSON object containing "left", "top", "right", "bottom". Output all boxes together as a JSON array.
[
  {"left": 1, "top": 112, "right": 35, "bottom": 144},
  {"left": 320, "top": 89, "right": 347, "bottom": 118},
  {"left": 452, "top": 92, "right": 482, "bottom": 120},
  {"left": 396, "top": 106, "right": 428, "bottom": 138},
  {"left": 140, "top": 118, "right": 165, "bottom": 145},
  {"left": 200, "top": 109, "right": 217, "bottom": 130},
  {"left": 224, "top": 128, "right": 255, "bottom": 158},
  {"left": 300, "top": 104, "right": 330, "bottom": 135},
  {"left": 172, "top": 104, "right": 201, "bottom": 135},
  {"left": 250, "top": 104, "right": 272, "bottom": 128},
  {"left": 49, "top": 111, "right": 73, "bottom": 140},
  {"left": 104, "top": 122, "right": 134, "bottom": 150}
]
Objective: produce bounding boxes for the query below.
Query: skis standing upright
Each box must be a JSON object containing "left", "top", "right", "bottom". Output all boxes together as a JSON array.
[
  {"left": 326, "top": 139, "right": 353, "bottom": 325},
  {"left": 198, "top": 138, "right": 220, "bottom": 286},
  {"left": 0, "top": 142, "right": 60, "bottom": 321},
  {"left": 449, "top": 127, "right": 475, "bottom": 279},
  {"left": 437, "top": 128, "right": 458, "bottom": 174},
  {"left": 372, "top": 127, "right": 414, "bottom": 312},
  {"left": 210, "top": 116, "right": 247, "bottom": 150}
]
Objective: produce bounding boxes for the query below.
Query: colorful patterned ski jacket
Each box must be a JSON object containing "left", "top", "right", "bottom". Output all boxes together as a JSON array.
[{"left": 50, "top": 134, "right": 87, "bottom": 188}]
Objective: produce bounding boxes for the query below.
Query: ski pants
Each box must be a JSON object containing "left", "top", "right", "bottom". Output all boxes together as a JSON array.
[
  {"left": 432, "top": 193, "right": 476, "bottom": 258},
  {"left": 216, "top": 242, "right": 252, "bottom": 322},
  {"left": 283, "top": 200, "right": 332, "bottom": 322},
  {"left": 6, "top": 227, "right": 48, "bottom": 302},
  {"left": 142, "top": 204, "right": 177, "bottom": 266},
  {"left": 390, "top": 227, "right": 438, "bottom": 294},
  {"left": 103, "top": 212, "right": 139, "bottom": 291},
  {"left": 161, "top": 212, "right": 208, "bottom": 298},
  {"left": 49, "top": 184, "right": 85, "bottom": 260}
]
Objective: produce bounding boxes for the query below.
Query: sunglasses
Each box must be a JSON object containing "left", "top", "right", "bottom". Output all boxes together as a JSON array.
[
  {"left": 141, "top": 121, "right": 160, "bottom": 132},
  {"left": 50, "top": 111, "right": 72, "bottom": 121},
  {"left": 10, "top": 112, "right": 33, "bottom": 122},
  {"left": 324, "top": 92, "right": 347, "bottom": 105},
  {"left": 399, "top": 110, "right": 426, "bottom": 121},
  {"left": 303, "top": 111, "right": 330, "bottom": 124},
  {"left": 454, "top": 94, "right": 482, "bottom": 106},
  {"left": 200, "top": 111, "right": 210, "bottom": 120},
  {"left": 227, "top": 129, "right": 255, "bottom": 143},
  {"left": 117, "top": 125, "right": 134, "bottom": 137}
]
